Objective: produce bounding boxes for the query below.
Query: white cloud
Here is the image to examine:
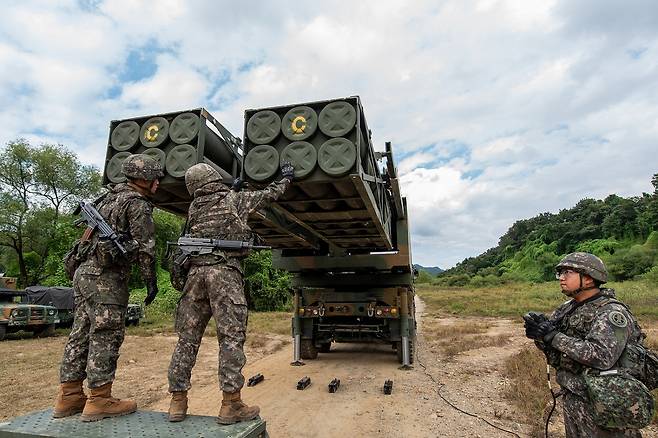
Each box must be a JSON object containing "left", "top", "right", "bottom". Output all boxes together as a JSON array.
[{"left": 1, "top": 0, "right": 657, "bottom": 268}]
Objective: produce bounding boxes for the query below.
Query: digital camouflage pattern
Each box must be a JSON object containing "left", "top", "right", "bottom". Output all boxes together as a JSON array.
[
  {"left": 556, "top": 252, "right": 608, "bottom": 283},
  {"left": 184, "top": 162, "right": 222, "bottom": 195},
  {"left": 584, "top": 371, "right": 654, "bottom": 430},
  {"left": 562, "top": 391, "right": 642, "bottom": 438},
  {"left": 168, "top": 171, "right": 290, "bottom": 393},
  {"left": 121, "top": 154, "right": 164, "bottom": 181},
  {"left": 185, "top": 177, "right": 290, "bottom": 274},
  {"left": 60, "top": 273, "right": 126, "bottom": 387},
  {"left": 536, "top": 288, "right": 652, "bottom": 435},
  {"left": 168, "top": 265, "right": 248, "bottom": 393},
  {"left": 60, "top": 183, "right": 157, "bottom": 388}
]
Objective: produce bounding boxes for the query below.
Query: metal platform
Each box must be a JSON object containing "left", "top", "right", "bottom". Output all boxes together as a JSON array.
[{"left": 0, "top": 409, "right": 267, "bottom": 438}]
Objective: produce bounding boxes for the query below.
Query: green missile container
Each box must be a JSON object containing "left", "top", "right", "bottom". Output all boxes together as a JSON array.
[
  {"left": 103, "top": 108, "right": 242, "bottom": 216},
  {"left": 242, "top": 96, "right": 393, "bottom": 255}
]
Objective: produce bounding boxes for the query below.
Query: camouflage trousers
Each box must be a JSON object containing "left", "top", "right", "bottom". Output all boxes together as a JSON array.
[
  {"left": 563, "top": 391, "right": 642, "bottom": 438},
  {"left": 168, "top": 264, "right": 248, "bottom": 394},
  {"left": 60, "top": 272, "right": 127, "bottom": 388}
]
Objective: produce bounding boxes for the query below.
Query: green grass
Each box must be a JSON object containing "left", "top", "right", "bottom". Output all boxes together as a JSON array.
[
  {"left": 419, "top": 280, "right": 658, "bottom": 431},
  {"left": 417, "top": 279, "right": 658, "bottom": 323},
  {"left": 124, "top": 308, "right": 292, "bottom": 338}
]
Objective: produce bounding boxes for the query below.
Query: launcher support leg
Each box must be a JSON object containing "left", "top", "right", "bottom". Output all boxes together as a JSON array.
[
  {"left": 399, "top": 291, "right": 413, "bottom": 370},
  {"left": 291, "top": 290, "right": 305, "bottom": 366}
]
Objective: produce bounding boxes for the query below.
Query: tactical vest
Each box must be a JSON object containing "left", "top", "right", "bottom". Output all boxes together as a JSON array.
[
  {"left": 79, "top": 187, "right": 144, "bottom": 269},
  {"left": 554, "top": 295, "right": 645, "bottom": 375}
]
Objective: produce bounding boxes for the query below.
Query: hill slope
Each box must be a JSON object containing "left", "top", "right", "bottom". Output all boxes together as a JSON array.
[
  {"left": 437, "top": 174, "right": 658, "bottom": 285},
  {"left": 414, "top": 264, "right": 444, "bottom": 276}
]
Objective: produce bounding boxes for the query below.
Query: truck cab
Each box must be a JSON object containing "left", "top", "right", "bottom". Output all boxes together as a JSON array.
[{"left": 0, "top": 278, "right": 59, "bottom": 341}]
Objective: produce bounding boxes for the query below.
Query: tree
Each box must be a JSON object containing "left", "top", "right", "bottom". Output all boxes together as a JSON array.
[
  {"left": 0, "top": 139, "right": 102, "bottom": 286},
  {"left": 243, "top": 250, "right": 291, "bottom": 311},
  {"left": 32, "top": 143, "right": 101, "bottom": 217}
]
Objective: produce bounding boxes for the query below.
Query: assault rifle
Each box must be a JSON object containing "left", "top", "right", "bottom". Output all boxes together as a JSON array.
[
  {"left": 169, "top": 236, "right": 270, "bottom": 257},
  {"left": 75, "top": 201, "right": 127, "bottom": 255}
]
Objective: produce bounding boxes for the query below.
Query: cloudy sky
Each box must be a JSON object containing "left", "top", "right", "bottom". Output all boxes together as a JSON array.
[{"left": 1, "top": 0, "right": 657, "bottom": 268}]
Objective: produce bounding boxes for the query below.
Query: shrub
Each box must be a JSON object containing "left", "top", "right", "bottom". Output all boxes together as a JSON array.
[
  {"left": 243, "top": 250, "right": 291, "bottom": 311},
  {"left": 608, "top": 244, "right": 655, "bottom": 280}
]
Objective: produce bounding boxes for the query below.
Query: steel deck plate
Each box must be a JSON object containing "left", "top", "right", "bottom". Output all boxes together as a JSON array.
[{"left": 0, "top": 409, "right": 267, "bottom": 438}]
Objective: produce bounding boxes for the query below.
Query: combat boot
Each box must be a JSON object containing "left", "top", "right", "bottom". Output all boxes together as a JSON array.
[
  {"left": 80, "top": 382, "right": 137, "bottom": 422},
  {"left": 217, "top": 390, "right": 260, "bottom": 425},
  {"left": 53, "top": 380, "right": 87, "bottom": 418},
  {"left": 168, "top": 391, "right": 188, "bottom": 422}
]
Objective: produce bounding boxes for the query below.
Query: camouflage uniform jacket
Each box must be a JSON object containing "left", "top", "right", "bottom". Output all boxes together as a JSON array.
[
  {"left": 186, "top": 179, "right": 290, "bottom": 273},
  {"left": 537, "top": 288, "right": 645, "bottom": 398},
  {"left": 76, "top": 183, "right": 157, "bottom": 304}
]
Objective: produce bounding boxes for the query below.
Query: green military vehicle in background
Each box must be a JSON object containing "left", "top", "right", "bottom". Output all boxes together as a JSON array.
[
  {"left": 0, "top": 277, "right": 59, "bottom": 341},
  {"left": 125, "top": 303, "right": 144, "bottom": 326},
  {"left": 24, "top": 285, "right": 144, "bottom": 328}
]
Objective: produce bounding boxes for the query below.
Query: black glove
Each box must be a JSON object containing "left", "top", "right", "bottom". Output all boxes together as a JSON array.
[
  {"left": 537, "top": 321, "right": 558, "bottom": 343},
  {"left": 281, "top": 161, "right": 294, "bottom": 180},
  {"left": 523, "top": 312, "right": 547, "bottom": 339},
  {"left": 231, "top": 178, "right": 246, "bottom": 192},
  {"left": 525, "top": 317, "right": 558, "bottom": 343},
  {"left": 144, "top": 277, "right": 159, "bottom": 306}
]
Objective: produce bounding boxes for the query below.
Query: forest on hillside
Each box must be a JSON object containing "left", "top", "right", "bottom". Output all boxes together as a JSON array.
[
  {"left": 429, "top": 174, "right": 658, "bottom": 287},
  {"left": 0, "top": 140, "right": 290, "bottom": 313}
]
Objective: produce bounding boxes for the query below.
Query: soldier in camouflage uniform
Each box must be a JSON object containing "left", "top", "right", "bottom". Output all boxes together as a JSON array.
[
  {"left": 54, "top": 154, "right": 163, "bottom": 422},
  {"left": 525, "top": 252, "right": 653, "bottom": 437},
  {"left": 167, "top": 162, "right": 293, "bottom": 424}
]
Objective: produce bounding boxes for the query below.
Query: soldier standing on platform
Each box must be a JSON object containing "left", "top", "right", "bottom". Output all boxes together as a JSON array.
[
  {"left": 167, "top": 162, "right": 293, "bottom": 424},
  {"left": 54, "top": 154, "right": 162, "bottom": 422}
]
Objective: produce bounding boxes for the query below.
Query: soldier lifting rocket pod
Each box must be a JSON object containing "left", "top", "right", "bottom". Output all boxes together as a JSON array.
[{"left": 166, "top": 161, "right": 294, "bottom": 424}]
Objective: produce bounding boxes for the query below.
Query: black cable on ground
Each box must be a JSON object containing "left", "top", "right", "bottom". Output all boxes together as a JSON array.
[
  {"left": 543, "top": 363, "right": 562, "bottom": 438},
  {"left": 416, "top": 353, "right": 522, "bottom": 438},
  {"left": 545, "top": 389, "right": 558, "bottom": 438}
]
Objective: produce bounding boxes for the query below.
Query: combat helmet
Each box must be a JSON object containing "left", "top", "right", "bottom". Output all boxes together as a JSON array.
[
  {"left": 185, "top": 163, "right": 223, "bottom": 195},
  {"left": 122, "top": 154, "right": 164, "bottom": 181},
  {"left": 555, "top": 252, "right": 608, "bottom": 283}
]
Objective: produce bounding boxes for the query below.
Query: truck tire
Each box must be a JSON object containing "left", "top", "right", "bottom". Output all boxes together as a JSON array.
[
  {"left": 396, "top": 338, "right": 414, "bottom": 364},
  {"left": 34, "top": 323, "right": 56, "bottom": 338},
  {"left": 0, "top": 324, "right": 6, "bottom": 341},
  {"left": 319, "top": 342, "right": 331, "bottom": 353},
  {"left": 300, "top": 339, "right": 318, "bottom": 360}
]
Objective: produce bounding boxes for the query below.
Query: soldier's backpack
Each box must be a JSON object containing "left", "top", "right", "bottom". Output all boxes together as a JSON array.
[
  {"left": 588, "top": 296, "right": 658, "bottom": 391},
  {"left": 584, "top": 368, "right": 655, "bottom": 429},
  {"left": 642, "top": 348, "right": 658, "bottom": 390}
]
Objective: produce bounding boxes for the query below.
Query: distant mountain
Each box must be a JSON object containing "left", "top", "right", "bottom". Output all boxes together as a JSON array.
[
  {"left": 413, "top": 264, "right": 444, "bottom": 276},
  {"left": 439, "top": 173, "right": 658, "bottom": 283}
]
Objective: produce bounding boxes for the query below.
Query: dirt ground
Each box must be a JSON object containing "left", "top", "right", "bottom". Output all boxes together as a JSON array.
[{"left": 2, "top": 299, "right": 657, "bottom": 437}]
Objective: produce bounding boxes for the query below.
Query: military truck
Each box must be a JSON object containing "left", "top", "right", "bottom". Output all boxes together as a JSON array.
[
  {"left": 126, "top": 303, "right": 144, "bottom": 326},
  {"left": 25, "top": 285, "right": 75, "bottom": 327},
  {"left": 101, "top": 98, "right": 415, "bottom": 366},
  {"left": 241, "top": 96, "right": 416, "bottom": 366},
  {"left": 0, "top": 277, "right": 59, "bottom": 341}
]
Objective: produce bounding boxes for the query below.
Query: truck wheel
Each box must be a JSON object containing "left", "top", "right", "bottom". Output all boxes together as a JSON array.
[
  {"left": 35, "top": 323, "right": 56, "bottom": 338},
  {"left": 300, "top": 340, "right": 318, "bottom": 360},
  {"left": 396, "top": 339, "right": 415, "bottom": 364},
  {"left": 0, "top": 324, "right": 6, "bottom": 341},
  {"left": 319, "top": 342, "right": 331, "bottom": 353}
]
